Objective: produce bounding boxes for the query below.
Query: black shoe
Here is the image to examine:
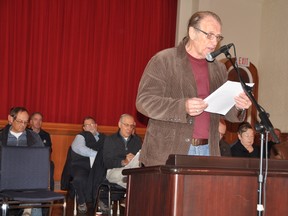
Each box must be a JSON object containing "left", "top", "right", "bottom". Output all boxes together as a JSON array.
[
  {"left": 78, "top": 203, "right": 87, "bottom": 214},
  {"left": 98, "top": 200, "right": 109, "bottom": 213}
]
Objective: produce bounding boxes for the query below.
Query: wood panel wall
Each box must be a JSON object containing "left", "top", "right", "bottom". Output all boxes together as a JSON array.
[{"left": 1, "top": 119, "right": 287, "bottom": 184}]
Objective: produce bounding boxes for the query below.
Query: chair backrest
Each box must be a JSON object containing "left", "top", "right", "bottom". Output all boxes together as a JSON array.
[
  {"left": 270, "top": 142, "right": 288, "bottom": 159},
  {"left": 0, "top": 146, "right": 50, "bottom": 191}
]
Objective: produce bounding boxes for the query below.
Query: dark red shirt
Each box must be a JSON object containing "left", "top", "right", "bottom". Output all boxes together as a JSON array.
[{"left": 188, "top": 54, "right": 210, "bottom": 139}]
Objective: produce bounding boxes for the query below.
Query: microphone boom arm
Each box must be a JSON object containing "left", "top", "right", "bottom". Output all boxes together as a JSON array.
[
  {"left": 224, "top": 51, "right": 279, "bottom": 143},
  {"left": 224, "top": 50, "right": 278, "bottom": 216}
]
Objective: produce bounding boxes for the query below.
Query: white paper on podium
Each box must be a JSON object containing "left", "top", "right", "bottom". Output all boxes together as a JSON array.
[
  {"left": 125, "top": 150, "right": 141, "bottom": 168},
  {"left": 204, "top": 81, "right": 254, "bottom": 115}
]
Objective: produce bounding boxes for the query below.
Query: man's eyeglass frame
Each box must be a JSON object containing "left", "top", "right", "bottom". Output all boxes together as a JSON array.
[{"left": 194, "top": 27, "right": 224, "bottom": 42}]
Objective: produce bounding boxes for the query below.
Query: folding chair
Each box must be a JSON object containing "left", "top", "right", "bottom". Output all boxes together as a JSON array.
[
  {"left": 95, "top": 179, "right": 126, "bottom": 215},
  {"left": 0, "top": 146, "right": 66, "bottom": 216}
]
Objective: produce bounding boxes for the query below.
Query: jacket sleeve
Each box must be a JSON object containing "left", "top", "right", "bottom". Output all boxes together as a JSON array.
[
  {"left": 136, "top": 53, "right": 189, "bottom": 123},
  {"left": 225, "top": 106, "right": 246, "bottom": 123},
  {"left": 103, "top": 135, "right": 125, "bottom": 169}
]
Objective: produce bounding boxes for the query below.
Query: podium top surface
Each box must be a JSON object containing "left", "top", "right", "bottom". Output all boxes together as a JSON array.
[
  {"left": 123, "top": 155, "right": 288, "bottom": 176},
  {"left": 166, "top": 154, "right": 288, "bottom": 171}
]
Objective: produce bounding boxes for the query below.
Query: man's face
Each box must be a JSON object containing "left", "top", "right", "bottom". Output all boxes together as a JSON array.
[
  {"left": 218, "top": 122, "right": 226, "bottom": 139},
  {"left": 83, "top": 119, "right": 97, "bottom": 135},
  {"left": 118, "top": 116, "right": 135, "bottom": 138},
  {"left": 189, "top": 16, "right": 222, "bottom": 59},
  {"left": 11, "top": 111, "right": 29, "bottom": 133},
  {"left": 30, "top": 113, "right": 42, "bottom": 130}
]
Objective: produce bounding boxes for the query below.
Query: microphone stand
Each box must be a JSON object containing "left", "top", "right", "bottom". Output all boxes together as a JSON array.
[
  {"left": 224, "top": 50, "right": 279, "bottom": 216},
  {"left": 254, "top": 122, "right": 270, "bottom": 216}
]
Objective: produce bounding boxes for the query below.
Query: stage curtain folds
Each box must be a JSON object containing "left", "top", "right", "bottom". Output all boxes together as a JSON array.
[{"left": 0, "top": 0, "right": 177, "bottom": 127}]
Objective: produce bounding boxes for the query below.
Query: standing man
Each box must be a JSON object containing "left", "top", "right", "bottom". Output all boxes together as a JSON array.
[
  {"left": 136, "top": 11, "right": 252, "bottom": 166},
  {"left": 30, "top": 112, "right": 54, "bottom": 191},
  {"left": 103, "top": 114, "right": 142, "bottom": 188}
]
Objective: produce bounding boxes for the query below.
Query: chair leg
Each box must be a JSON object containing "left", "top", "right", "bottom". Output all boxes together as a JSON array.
[
  {"left": 1, "top": 203, "right": 8, "bottom": 216},
  {"left": 108, "top": 186, "right": 112, "bottom": 216},
  {"left": 116, "top": 200, "right": 120, "bottom": 215},
  {"left": 73, "top": 194, "right": 77, "bottom": 216},
  {"left": 94, "top": 186, "right": 101, "bottom": 213},
  {"left": 95, "top": 184, "right": 126, "bottom": 215},
  {"left": 63, "top": 197, "right": 67, "bottom": 216},
  {"left": 48, "top": 201, "right": 53, "bottom": 216},
  {"left": 110, "top": 201, "right": 114, "bottom": 216}
]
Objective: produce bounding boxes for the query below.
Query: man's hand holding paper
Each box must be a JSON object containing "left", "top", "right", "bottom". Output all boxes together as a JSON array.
[{"left": 203, "top": 81, "right": 254, "bottom": 115}]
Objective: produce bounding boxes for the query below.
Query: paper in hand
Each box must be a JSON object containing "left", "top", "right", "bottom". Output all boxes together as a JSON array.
[{"left": 204, "top": 81, "right": 254, "bottom": 115}]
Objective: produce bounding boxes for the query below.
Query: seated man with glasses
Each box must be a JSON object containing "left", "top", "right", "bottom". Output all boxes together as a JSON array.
[
  {"left": 0, "top": 106, "right": 44, "bottom": 216},
  {"left": 0, "top": 106, "right": 43, "bottom": 147},
  {"left": 70, "top": 116, "right": 106, "bottom": 214},
  {"left": 103, "top": 114, "right": 142, "bottom": 188}
]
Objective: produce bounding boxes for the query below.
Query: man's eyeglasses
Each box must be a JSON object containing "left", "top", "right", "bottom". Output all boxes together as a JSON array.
[
  {"left": 15, "top": 119, "right": 29, "bottom": 125},
  {"left": 84, "top": 123, "right": 96, "bottom": 127},
  {"left": 194, "top": 27, "right": 224, "bottom": 42},
  {"left": 121, "top": 122, "right": 135, "bottom": 129}
]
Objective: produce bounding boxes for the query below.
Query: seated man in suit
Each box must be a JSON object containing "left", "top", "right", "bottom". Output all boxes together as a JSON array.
[
  {"left": 103, "top": 114, "right": 142, "bottom": 189},
  {"left": 71, "top": 116, "right": 106, "bottom": 214},
  {"left": 29, "top": 112, "right": 55, "bottom": 191}
]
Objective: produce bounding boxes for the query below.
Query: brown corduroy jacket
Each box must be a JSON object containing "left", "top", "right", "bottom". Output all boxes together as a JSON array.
[{"left": 136, "top": 39, "right": 245, "bottom": 166}]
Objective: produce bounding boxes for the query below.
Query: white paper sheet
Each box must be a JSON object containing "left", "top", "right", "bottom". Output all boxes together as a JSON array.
[
  {"left": 90, "top": 156, "right": 96, "bottom": 168},
  {"left": 125, "top": 150, "right": 141, "bottom": 168},
  {"left": 204, "top": 81, "right": 254, "bottom": 115}
]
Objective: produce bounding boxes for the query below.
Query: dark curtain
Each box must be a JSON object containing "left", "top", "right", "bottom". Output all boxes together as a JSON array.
[{"left": 0, "top": 0, "right": 178, "bottom": 127}]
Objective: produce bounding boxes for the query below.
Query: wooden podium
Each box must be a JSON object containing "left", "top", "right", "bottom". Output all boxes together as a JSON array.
[{"left": 123, "top": 155, "right": 288, "bottom": 216}]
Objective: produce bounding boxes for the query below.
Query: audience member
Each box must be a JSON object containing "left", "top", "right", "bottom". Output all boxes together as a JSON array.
[
  {"left": 70, "top": 117, "right": 106, "bottom": 214},
  {"left": 103, "top": 114, "right": 142, "bottom": 188},
  {"left": 231, "top": 122, "right": 260, "bottom": 158},
  {"left": 29, "top": 112, "right": 55, "bottom": 191},
  {"left": 266, "top": 128, "right": 281, "bottom": 158},
  {"left": 270, "top": 139, "right": 288, "bottom": 159},
  {"left": 29, "top": 112, "right": 52, "bottom": 148},
  {"left": 219, "top": 119, "right": 231, "bottom": 157},
  {"left": 136, "top": 11, "right": 251, "bottom": 166},
  {"left": 0, "top": 107, "right": 44, "bottom": 216},
  {"left": 0, "top": 107, "right": 43, "bottom": 147},
  {"left": 0, "top": 107, "right": 20, "bottom": 131}
]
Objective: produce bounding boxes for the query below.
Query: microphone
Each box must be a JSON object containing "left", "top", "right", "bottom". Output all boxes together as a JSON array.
[{"left": 206, "top": 43, "right": 233, "bottom": 62}]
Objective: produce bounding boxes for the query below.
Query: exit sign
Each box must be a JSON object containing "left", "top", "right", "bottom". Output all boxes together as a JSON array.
[{"left": 237, "top": 57, "right": 250, "bottom": 67}]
